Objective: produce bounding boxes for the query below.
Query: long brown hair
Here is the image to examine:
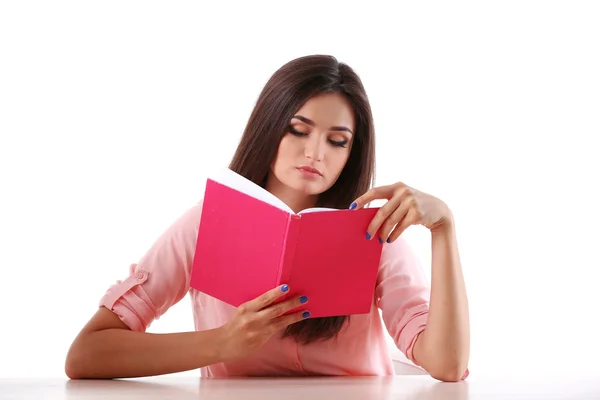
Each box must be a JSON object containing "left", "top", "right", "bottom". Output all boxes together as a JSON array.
[{"left": 229, "top": 55, "right": 376, "bottom": 344}]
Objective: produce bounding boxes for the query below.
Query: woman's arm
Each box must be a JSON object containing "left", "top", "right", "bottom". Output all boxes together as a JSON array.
[
  {"left": 64, "top": 203, "right": 210, "bottom": 379},
  {"left": 412, "top": 216, "right": 470, "bottom": 382},
  {"left": 352, "top": 182, "right": 470, "bottom": 382},
  {"left": 66, "top": 285, "right": 310, "bottom": 379},
  {"left": 65, "top": 307, "right": 223, "bottom": 379}
]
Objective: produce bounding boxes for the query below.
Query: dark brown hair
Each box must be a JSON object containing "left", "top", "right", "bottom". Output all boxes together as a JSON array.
[{"left": 229, "top": 55, "right": 376, "bottom": 344}]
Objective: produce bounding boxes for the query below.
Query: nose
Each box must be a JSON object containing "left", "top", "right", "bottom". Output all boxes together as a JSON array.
[{"left": 304, "top": 134, "right": 324, "bottom": 162}]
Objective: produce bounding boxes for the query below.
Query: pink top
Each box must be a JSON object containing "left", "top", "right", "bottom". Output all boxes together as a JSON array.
[{"left": 99, "top": 199, "right": 467, "bottom": 379}]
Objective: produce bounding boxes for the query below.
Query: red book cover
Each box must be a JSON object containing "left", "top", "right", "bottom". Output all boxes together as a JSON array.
[{"left": 190, "top": 168, "right": 383, "bottom": 318}]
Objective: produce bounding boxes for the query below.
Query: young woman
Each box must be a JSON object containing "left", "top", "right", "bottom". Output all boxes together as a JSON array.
[{"left": 65, "top": 55, "right": 470, "bottom": 382}]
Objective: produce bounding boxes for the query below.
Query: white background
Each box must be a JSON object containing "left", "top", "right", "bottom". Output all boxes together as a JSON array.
[{"left": 1, "top": 1, "right": 599, "bottom": 380}]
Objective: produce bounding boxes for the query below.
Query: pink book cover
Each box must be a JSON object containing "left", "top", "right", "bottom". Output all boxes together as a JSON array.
[{"left": 190, "top": 168, "right": 383, "bottom": 318}]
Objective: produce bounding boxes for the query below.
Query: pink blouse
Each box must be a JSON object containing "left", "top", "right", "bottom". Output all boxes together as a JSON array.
[{"left": 99, "top": 199, "right": 466, "bottom": 378}]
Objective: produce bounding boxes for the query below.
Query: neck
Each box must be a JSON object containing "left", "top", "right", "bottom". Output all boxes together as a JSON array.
[{"left": 265, "top": 175, "right": 317, "bottom": 214}]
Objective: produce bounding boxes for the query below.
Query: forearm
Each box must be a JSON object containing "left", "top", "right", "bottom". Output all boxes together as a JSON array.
[
  {"left": 413, "top": 217, "right": 470, "bottom": 380},
  {"left": 66, "top": 328, "right": 223, "bottom": 379}
]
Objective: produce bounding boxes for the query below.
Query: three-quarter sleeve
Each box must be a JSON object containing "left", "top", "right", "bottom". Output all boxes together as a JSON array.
[
  {"left": 375, "top": 237, "right": 431, "bottom": 365},
  {"left": 376, "top": 236, "right": 469, "bottom": 380},
  {"left": 99, "top": 200, "right": 204, "bottom": 331}
]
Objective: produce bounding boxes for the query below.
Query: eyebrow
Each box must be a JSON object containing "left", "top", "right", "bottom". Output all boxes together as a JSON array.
[{"left": 292, "top": 115, "right": 353, "bottom": 134}]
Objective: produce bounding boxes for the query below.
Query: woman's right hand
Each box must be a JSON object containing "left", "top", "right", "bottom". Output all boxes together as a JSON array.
[{"left": 217, "top": 285, "right": 309, "bottom": 361}]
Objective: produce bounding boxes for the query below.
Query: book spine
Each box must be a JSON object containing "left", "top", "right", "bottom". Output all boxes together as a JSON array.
[{"left": 277, "top": 214, "right": 301, "bottom": 290}]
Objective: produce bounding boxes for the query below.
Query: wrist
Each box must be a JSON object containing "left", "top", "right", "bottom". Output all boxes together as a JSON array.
[
  {"left": 431, "top": 208, "right": 455, "bottom": 236},
  {"left": 195, "top": 327, "right": 227, "bottom": 367}
]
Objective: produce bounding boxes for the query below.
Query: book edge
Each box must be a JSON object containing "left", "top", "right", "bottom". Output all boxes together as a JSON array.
[
  {"left": 277, "top": 214, "right": 301, "bottom": 295},
  {"left": 207, "top": 167, "right": 294, "bottom": 214}
]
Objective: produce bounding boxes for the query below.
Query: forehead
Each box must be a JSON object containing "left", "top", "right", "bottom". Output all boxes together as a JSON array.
[{"left": 294, "top": 93, "right": 355, "bottom": 129}]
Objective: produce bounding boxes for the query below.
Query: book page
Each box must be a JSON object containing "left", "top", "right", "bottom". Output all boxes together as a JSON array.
[
  {"left": 298, "top": 207, "right": 339, "bottom": 214},
  {"left": 298, "top": 205, "right": 378, "bottom": 214},
  {"left": 207, "top": 167, "right": 294, "bottom": 213}
]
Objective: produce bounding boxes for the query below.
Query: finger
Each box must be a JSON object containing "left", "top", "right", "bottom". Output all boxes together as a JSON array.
[
  {"left": 270, "top": 310, "right": 311, "bottom": 333},
  {"left": 387, "top": 207, "right": 421, "bottom": 243},
  {"left": 379, "top": 199, "right": 411, "bottom": 242},
  {"left": 349, "top": 185, "right": 393, "bottom": 210},
  {"left": 367, "top": 187, "right": 411, "bottom": 241},
  {"left": 365, "top": 195, "right": 402, "bottom": 241},
  {"left": 242, "top": 284, "right": 291, "bottom": 312},
  {"left": 256, "top": 295, "right": 309, "bottom": 321}
]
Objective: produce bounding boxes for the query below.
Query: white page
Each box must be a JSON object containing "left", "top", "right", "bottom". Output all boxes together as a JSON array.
[
  {"left": 207, "top": 167, "right": 294, "bottom": 214},
  {"left": 298, "top": 207, "right": 339, "bottom": 214}
]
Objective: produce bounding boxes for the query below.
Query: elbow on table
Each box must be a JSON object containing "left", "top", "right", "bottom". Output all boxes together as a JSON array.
[
  {"left": 64, "top": 335, "right": 100, "bottom": 380},
  {"left": 64, "top": 346, "right": 88, "bottom": 380},
  {"left": 429, "top": 368, "right": 465, "bottom": 382},
  {"left": 427, "top": 360, "right": 469, "bottom": 382},
  {"left": 64, "top": 356, "right": 82, "bottom": 380}
]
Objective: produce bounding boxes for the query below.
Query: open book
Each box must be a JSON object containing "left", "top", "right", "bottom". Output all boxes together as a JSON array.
[{"left": 190, "top": 168, "right": 384, "bottom": 318}]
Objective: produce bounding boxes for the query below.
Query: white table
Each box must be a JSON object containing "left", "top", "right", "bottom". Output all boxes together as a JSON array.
[{"left": 2, "top": 376, "right": 599, "bottom": 399}]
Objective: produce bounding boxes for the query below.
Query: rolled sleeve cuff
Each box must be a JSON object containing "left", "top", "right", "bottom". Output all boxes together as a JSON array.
[
  {"left": 399, "top": 310, "right": 428, "bottom": 366},
  {"left": 398, "top": 306, "right": 470, "bottom": 381},
  {"left": 99, "top": 267, "right": 157, "bottom": 332}
]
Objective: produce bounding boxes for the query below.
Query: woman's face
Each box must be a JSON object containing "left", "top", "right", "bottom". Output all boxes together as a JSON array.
[{"left": 269, "top": 92, "right": 356, "bottom": 198}]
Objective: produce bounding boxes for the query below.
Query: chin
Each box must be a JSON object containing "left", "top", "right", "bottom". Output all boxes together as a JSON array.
[
  {"left": 288, "top": 181, "right": 326, "bottom": 196},
  {"left": 284, "top": 174, "right": 329, "bottom": 196}
]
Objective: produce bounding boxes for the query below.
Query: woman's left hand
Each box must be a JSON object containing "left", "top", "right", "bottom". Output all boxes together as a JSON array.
[{"left": 350, "top": 182, "right": 453, "bottom": 243}]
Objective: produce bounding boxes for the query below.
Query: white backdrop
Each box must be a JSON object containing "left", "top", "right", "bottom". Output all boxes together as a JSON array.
[{"left": 1, "top": 1, "right": 599, "bottom": 380}]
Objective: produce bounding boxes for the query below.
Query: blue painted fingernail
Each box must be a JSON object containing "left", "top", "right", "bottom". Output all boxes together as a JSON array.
[
  {"left": 349, "top": 202, "right": 357, "bottom": 210},
  {"left": 378, "top": 238, "right": 383, "bottom": 244},
  {"left": 302, "top": 311, "right": 311, "bottom": 319},
  {"left": 366, "top": 232, "right": 371, "bottom": 240},
  {"left": 299, "top": 296, "right": 308, "bottom": 304},
  {"left": 281, "top": 284, "right": 289, "bottom": 292},
  {"left": 386, "top": 238, "right": 391, "bottom": 243}
]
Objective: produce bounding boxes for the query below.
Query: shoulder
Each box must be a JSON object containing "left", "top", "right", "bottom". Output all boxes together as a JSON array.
[
  {"left": 376, "top": 235, "right": 428, "bottom": 285},
  {"left": 169, "top": 197, "right": 205, "bottom": 231},
  {"left": 379, "top": 236, "right": 421, "bottom": 267},
  {"left": 142, "top": 197, "right": 206, "bottom": 250},
  {"left": 179, "top": 197, "right": 205, "bottom": 227}
]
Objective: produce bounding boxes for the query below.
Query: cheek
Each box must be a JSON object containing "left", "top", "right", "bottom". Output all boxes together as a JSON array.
[
  {"left": 273, "top": 137, "right": 296, "bottom": 165},
  {"left": 331, "top": 151, "right": 351, "bottom": 172}
]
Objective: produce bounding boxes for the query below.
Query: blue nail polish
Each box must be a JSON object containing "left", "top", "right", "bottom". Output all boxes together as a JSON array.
[
  {"left": 302, "top": 311, "right": 311, "bottom": 319},
  {"left": 378, "top": 238, "right": 383, "bottom": 244},
  {"left": 366, "top": 232, "right": 371, "bottom": 240},
  {"left": 349, "top": 202, "right": 357, "bottom": 210},
  {"left": 281, "top": 284, "right": 289, "bottom": 292},
  {"left": 299, "top": 296, "right": 308, "bottom": 304},
  {"left": 386, "top": 238, "right": 391, "bottom": 243}
]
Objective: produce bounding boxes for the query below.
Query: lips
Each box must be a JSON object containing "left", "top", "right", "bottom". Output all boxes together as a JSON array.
[{"left": 297, "top": 166, "right": 323, "bottom": 176}]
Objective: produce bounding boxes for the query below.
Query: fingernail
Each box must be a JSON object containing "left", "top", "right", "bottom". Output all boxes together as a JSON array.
[
  {"left": 299, "top": 296, "right": 308, "bottom": 304},
  {"left": 349, "top": 202, "right": 357, "bottom": 210},
  {"left": 302, "top": 311, "right": 311, "bottom": 319},
  {"left": 378, "top": 238, "right": 383, "bottom": 244},
  {"left": 281, "top": 284, "right": 289, "bottom": 292},
  {"left": 366, "top": 232, "right": 371, "bottom": 240},
  {"left": 386, "top": 238, "right": 391, "bottom": 243}
]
